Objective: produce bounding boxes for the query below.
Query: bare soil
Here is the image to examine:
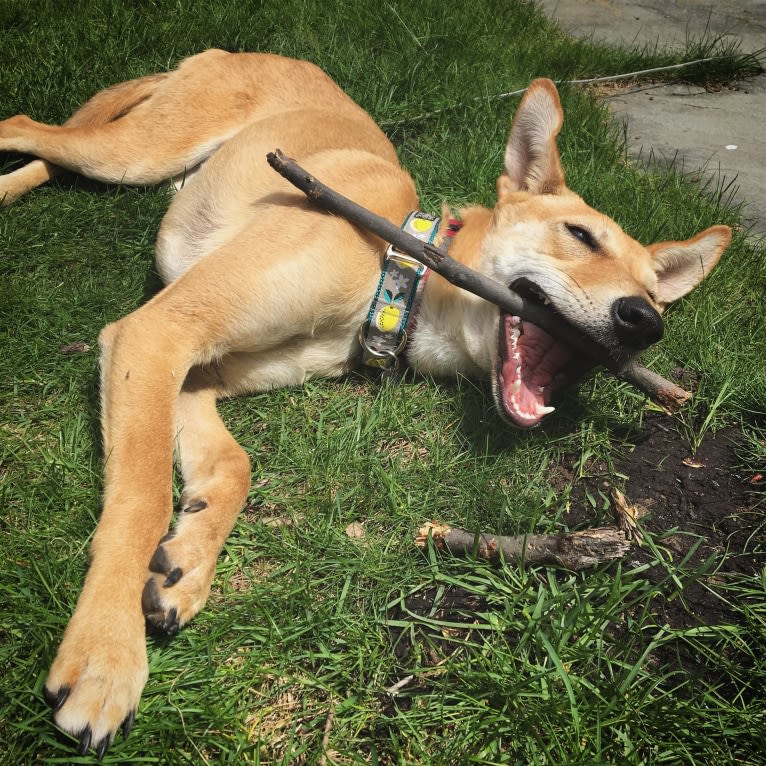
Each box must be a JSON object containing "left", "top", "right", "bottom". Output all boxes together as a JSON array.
[
  {"left": 566, "top": 413, "right": 765, "bottom": 629},
  {"left": 389, "top": 412, "right": 765, "bottom": 679}
]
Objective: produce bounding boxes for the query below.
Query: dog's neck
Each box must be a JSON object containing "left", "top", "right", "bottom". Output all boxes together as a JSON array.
[{"left": 404, "top": 206, "right": 497, "bottom": 378}]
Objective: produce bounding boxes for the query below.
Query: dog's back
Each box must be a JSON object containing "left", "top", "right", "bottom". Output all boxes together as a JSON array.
[{"left": 0, "top": 50, "right": 405, "bottom": 209}]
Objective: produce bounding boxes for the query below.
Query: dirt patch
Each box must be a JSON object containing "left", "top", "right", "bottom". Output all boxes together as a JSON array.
[
  {"left": 387, "top": 415, "right": 765, "bottom": 680},
  {"left": 565, "top": 414, "right": 765, "bottom": 629}
]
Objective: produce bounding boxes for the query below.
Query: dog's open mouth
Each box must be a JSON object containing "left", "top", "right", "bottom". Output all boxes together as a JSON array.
[{"left": 494, "top": 280, "right": 579, "bottom": 428}]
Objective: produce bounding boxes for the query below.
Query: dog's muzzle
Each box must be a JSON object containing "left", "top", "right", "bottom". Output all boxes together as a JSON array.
[{"left": 493, "top": 287, "right": 665, "bottom": 429}]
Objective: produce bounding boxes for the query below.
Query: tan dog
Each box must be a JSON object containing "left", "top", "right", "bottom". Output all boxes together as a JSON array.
[{"left": 0, "top": 50, "right": 730, "bottom": 757}]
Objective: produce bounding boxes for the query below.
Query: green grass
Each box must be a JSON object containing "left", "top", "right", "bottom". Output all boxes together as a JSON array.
[{"left": 2, "top": 0, "right": 766, "bottom": 763}]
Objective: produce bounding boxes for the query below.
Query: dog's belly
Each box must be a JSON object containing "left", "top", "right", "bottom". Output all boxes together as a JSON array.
[{"left": 203, "top": 328, "right": 368, "bottom": 396}]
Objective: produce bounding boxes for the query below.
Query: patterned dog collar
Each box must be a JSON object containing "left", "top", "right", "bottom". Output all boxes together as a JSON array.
[{"left": 359, "top": 211, "right": 440, "bottom": 372}]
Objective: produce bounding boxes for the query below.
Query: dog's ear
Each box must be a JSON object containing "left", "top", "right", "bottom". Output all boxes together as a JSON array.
[
  {"left": 648, "top": 225, "right": 731, "bottom": 305},
  {"left": 498, "top": 79, "right": 566, "bottom": 198}
]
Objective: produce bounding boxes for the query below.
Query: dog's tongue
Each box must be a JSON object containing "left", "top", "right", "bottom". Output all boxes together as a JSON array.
[{"left": 498, "top": 315, "right": 574, "bottom": 427}]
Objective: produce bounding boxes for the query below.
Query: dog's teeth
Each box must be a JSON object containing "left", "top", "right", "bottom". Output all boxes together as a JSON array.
[
  {"left": 510, "top": 380, "right": 521, "bottom": 394},
  {"left": 537, "top": 405, "right": 555, "bottom": 416}
]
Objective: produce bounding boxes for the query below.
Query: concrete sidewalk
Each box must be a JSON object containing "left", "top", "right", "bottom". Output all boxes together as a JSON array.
[{"left": 538, "top": 0, "right": 766, "bottom": 235}]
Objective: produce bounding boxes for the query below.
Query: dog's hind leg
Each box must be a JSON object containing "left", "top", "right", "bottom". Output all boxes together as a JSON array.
[
  {"left": 0, "top": 73, "right": 167, "bottom": 204},
  {"left": 141, "top": 371, "right": 251, "bottom": 634},
  {"left": 0, "top": 159, "right": 60, "bottom": 205},
  {"left": 0, "top": 50, "right": 260, "bottom": 203}
]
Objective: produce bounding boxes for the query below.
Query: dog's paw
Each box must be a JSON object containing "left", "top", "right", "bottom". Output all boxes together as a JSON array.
[
  {"left": 44, "top": 611, "right": 148, "bottom": 758},
  {"left": 141, "top": 501, "right": 217, "bottom": 634}
]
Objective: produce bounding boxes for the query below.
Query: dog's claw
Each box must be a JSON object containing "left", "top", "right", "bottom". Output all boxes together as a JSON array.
[
  {"left": 149, "top": 541, "right": 184, "bottom": 587},
  {"left": 148, "top": 545, "right": 172, "bottom": 575},
  {"left": 142, "top": 578, "right": 163, "bottom": 627},
  {"left": 164, "top": 566, "right": 183, "bottom": 587},
  {"left": 164, "top": 607, "right": 179, "bottom": 635},
  {"left": 121, "top": 708, "right": 136, "bottom": 739},
  {"left": 142, "top": 578, "right": 181, "bottom": 635},
  {"left": 95, "top": 735, "right": 110, "bottom": 761},
  {"left": 181, "top": 499, "right": 208, "bottom": 514},
  {"left": 43, "top": 684, "right": 70, "bottom": 712},
  {"left": 77, "top": 725, "right": 92, "bottom": 756}
]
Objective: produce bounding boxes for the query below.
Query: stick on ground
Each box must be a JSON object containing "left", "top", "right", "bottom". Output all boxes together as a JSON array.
[
  {"left": 415, "top": 522, "right": 631, "bottom": 569},
  {"left": 266, "top": 149, "right": 692, "bottom": 412}
]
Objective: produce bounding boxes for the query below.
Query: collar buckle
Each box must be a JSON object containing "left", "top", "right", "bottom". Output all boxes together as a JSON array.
[{"left": 381, "top": 245, "right": 424, "bottom": 268}]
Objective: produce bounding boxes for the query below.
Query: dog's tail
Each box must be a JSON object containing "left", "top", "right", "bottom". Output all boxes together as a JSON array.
[{"left": 1, "top": 73, "right": 167, "bottom": 206}]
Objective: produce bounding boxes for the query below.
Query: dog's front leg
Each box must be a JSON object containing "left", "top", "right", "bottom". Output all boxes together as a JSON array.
[{"left": 44, "top": 312, "right": 190, "bottom": 757}]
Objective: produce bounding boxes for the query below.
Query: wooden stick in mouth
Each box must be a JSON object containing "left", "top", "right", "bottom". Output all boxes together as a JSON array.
[{"left": 267, "top": 149, "right": 692, "bottom": 412}]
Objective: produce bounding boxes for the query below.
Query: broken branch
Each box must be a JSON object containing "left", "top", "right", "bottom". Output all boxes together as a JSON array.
[
  {"left": 267, "top": 149, "right": 692, "bottom": 412},
  {"left": 415, "top": 522, "right": 631, "bottom": 570}
]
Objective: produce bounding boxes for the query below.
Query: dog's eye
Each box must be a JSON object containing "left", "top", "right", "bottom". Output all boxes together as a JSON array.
[{"left": 565, "top": 223, "right": 599, "bottom": 251}]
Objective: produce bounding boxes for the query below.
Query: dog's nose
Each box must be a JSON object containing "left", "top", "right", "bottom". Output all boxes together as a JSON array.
[{"left": 611, "top": 296, "right": 664, "bottom": 349}]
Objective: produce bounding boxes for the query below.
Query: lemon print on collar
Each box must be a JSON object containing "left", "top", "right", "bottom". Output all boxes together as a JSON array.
[{"left": 375, "top": 304, "right": 401, "bottom": 332}]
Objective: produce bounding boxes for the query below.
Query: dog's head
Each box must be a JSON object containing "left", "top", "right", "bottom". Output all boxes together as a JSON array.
[{"left": 469, "top": 79, "right": 731, "bottom": 427}]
